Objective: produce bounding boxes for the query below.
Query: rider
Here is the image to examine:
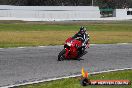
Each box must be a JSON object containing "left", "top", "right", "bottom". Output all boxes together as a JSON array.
[{"left": 72, "top": 26, "right": 90, "bottom": 53}]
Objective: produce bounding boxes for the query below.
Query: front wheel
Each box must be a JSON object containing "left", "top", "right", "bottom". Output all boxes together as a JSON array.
[{"left": 58, "top": 49, "right": 66, "bottom": 61}]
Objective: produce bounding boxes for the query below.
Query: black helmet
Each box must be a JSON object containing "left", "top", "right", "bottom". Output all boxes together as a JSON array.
[
  {"left": 80, "top": 26, "right": 84, "bottom": 30},
  {"left": 79, "top": 26, "right": 85, "bottom": 34}
]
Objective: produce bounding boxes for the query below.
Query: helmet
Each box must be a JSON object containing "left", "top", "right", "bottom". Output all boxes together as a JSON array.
[
  {"left": 79, "top": 26, "right": 85, "bottom": 34},
  {"left": 80, "top": 26, "right": 84, "bottom": 30}
]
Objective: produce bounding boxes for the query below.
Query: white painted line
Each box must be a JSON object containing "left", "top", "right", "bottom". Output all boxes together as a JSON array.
[
  {"left": 90, "top": 44, "right": 97, "bottom": 46},
  {"left": 17, "top": 47, "right": 25, "bottom": 49},
  {"left": 1, "top": 74, "right": 81, "bottom": 88},
  {"left": 117, "top": 43, "right": 129, "bottom": 45},
  {"left": 90, "top": 67, "right": 132, "bottom": 75},
  {"left": 2, "top": 67, "right": 132, "bottom": 88},
  {"left": 38, "top": 46, "right": 46, "bottom": 48},
  {"left": 0, "top": 43, "right": 131, "bottom": 50}
]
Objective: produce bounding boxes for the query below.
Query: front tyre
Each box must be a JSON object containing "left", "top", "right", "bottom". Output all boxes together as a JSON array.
[{"left": 58, "top": 49, "right": 66, "bottom": 61}]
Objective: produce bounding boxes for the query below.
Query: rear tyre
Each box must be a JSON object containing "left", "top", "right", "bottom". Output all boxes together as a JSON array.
[{"left": 58, "top": 49, "right": 66, "bottom": 61}]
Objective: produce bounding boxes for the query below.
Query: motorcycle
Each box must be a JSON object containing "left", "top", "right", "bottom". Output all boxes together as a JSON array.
[{"left": 58, "top": 37, "right": 89, "bottom": 61}]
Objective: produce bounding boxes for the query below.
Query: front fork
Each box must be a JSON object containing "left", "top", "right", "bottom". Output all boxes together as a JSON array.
[{"left": 65, "top": 48, "right": 70, "bottom": 59}]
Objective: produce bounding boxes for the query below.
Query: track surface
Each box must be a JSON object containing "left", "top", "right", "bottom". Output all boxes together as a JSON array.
[{"left": 0, "top": 44, "right": 132, "bottom": 87}]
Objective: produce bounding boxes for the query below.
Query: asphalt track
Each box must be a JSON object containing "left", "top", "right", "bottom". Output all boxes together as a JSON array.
[{"left": 0, "top": 44, "right": 132, "bottom": 87}]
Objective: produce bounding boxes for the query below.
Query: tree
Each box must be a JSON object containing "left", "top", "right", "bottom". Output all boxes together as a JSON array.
[{"left": 0, "top": 0, "right": 132, "bottom": 8}]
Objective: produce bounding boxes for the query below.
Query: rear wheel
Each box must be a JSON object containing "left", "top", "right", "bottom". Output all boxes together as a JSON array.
[{"left": 58, "top": 49, "right": 66, "bottom": 61}]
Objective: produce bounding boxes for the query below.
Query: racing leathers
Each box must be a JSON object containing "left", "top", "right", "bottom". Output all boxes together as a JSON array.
[{"left": 72, "top": 31, "right": 90, "bottom": 54}]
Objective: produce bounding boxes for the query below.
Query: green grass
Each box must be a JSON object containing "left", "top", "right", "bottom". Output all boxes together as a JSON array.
[
  {"left": 0, "top": 21, "right": 132, "bottom": 32},
  {"left": 18, "top": 70, "right": 132, "bottom": 88},
  {"left": 0, "top": 24, "right": 79, "bottom": 31},
  {"left": 0, "top": 23, "right": 132, "bottom": 32},
  {"left": 0, "top": 21, "right": 132, "bottom": 48}
]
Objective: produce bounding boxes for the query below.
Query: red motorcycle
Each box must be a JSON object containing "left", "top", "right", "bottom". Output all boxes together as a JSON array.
[{"left": 58, "top": 37, "right": 89, "bottom": 61}]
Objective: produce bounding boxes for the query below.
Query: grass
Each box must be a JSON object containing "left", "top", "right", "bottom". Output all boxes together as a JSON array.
[
  {"left": 18, "top": 70, "right": 132, "bottom": 88},
  {"left": 0, "top": 21, "right": 132, "bottom": 48},
  {"left": 0, "top": 31, "right": 132, "bottom": 48},
  {"left": 0, "top": 22, "right": 132, "bottom": 31}
]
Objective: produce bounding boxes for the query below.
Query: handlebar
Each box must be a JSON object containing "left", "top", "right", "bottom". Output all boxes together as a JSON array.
[{"left": 75, "top": 37, "right": 83, "bottom": 41}]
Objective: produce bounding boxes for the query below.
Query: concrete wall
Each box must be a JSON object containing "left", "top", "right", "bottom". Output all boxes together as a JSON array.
[{"left": 0, "top": 5, "right": 100, "bottom": 21}]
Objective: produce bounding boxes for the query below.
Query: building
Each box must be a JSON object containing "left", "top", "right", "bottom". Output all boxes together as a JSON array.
[{"left": 113, "top": 8, "right": 132, "bottom": 18}]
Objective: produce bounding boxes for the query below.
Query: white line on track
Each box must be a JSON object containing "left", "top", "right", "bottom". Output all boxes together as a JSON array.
[
  {"left": 2, "top": 67, "right": 132, "bottom": 88},
  {"left": 90, "top": 44, "right": 97, "bottom": 46},
  {"left": 38, "top": 46, "right": 46, "bottom": 48},
  {"left": 0, "top": 43, "right": 131, "bottom": 50},
  {"left": 116, "top": 43, "right": 129, "bottom": 45},
  {"left": 17, "top": 47, "right": 25, "bottom": 49}
]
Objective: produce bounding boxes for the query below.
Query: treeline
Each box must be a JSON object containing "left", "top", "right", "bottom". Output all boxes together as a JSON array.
[
  {"left": 0, "top": 0, "right": 132, "bottom": 9},
  {"left": 0, "top": 0, "right": 92, "bottom": 6}
]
